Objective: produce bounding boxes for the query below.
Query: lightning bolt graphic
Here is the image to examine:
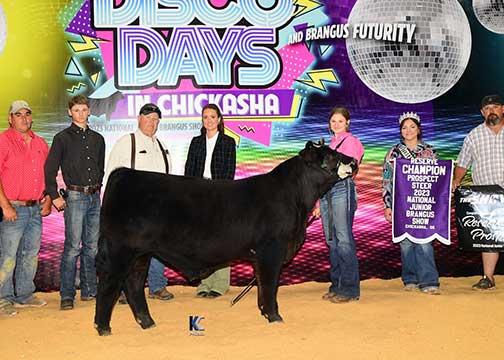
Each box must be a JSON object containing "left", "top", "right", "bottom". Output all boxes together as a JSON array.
[
  {"left": 238, "top": 125, "right": 256, "bottom": 133},
  {"left": 297, "top": 69, "right": 340, "bottom": 92},
  {"left": 224, "top": 127, "right": 241, "bottom": 147},
  {"left": 68, "top": 35, "right": 106, "bottom": 53},
  {"left": 90, "top": 72, "right": 100, "bottom": 86},
  {"left": 67, "top": 82, "right": 86, "bottom": 93},
  {"left": 293, "top": 0, "right": 322, "bottom": 18}
]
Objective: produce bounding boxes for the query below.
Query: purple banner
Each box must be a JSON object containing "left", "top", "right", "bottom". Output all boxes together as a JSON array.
[
  {"left": 393, "top": 158, "right": 453, "bottom": 244},
  {"left": 108, "top": 89, "right": 298, "bottom": 120}
]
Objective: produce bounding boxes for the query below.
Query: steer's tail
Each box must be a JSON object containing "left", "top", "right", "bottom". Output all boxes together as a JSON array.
[
  {"left": 95, "top": 169, "right": 120, "bottom": 275},
  {"left": 96, "top": 232, "right": 110, "bottom": 274}
]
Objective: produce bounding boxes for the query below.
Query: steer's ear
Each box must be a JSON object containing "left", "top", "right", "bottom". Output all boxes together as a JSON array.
[{"left": 300, "top": 141, "right": 315, "bottom": 158}]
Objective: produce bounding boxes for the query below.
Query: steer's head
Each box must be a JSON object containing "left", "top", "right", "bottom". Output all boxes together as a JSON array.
[{"left": 299, "top": 139, "right": 358, "bottom": 180}]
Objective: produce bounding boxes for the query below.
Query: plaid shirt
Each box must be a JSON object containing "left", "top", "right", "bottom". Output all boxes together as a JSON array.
[
  {"left": 457, "top": 122, "right": 504, "bottom": 186},
  {"left": 184, "top": 133, "right": 236, "bottom": 180}
]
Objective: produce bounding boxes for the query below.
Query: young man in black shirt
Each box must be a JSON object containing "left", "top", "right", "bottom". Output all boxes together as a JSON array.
[{"left": 45, "top": 95, "right": 105, "bottom": 310}]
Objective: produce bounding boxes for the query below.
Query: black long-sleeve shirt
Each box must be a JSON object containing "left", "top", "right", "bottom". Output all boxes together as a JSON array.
[{"left": 44, "top": 123, "right": 105, "bottom": 199}]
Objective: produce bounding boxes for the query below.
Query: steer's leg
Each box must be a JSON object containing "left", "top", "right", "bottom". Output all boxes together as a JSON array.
[
  {"left": 255, "top": 241, "right": 285, "bottom": 323},
  {"left": 94, "top": 254, "right": 129, "bottom": 336},
  {"left": 124, "top": 254, "right": 155, "bottom": 330},
  {"left": 252, "top": 262, "right": 265, "bottom": 315}
]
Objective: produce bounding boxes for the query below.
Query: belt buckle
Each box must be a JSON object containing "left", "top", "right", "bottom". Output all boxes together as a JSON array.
[
  {"left": 25, "top": 200, "right": 36, "bottom": 206},
  {"left": 85, "top": 185, "right": 98, "bottom": 195}
]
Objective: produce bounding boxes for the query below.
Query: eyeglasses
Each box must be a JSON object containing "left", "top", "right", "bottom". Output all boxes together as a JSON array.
[
  {"left": 144, "top": 114, "right": 159, "bottom": 122},
  {"left": 140, "top": 111, "right": 161, "bottom": 120}
]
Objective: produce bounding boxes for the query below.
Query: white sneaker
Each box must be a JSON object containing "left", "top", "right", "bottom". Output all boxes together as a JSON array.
[
  {"left": 14, "top": 295, "right": 47, "bottom": 308},
  {"left": 0, "top": 302, "right": 17, "bottom": 316},
  {"left": 404, "top": 284, "right": 419, "bottom": 291},
  {"left": 421, "top": 286, "right": 441, "bottom": 295}
]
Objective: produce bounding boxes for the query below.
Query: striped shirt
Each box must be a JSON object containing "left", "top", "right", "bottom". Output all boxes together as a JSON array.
[{"left": 457, "top": 122, "right": 504, "bottom": 186}]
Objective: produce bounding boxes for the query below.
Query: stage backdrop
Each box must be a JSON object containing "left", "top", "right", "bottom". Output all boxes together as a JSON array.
[{"left": 1, "top": 0, "right": 504, "bottom": 291}]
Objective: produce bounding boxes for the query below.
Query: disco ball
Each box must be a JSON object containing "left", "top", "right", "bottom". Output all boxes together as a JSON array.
[
  {"left": 473, "top": 0, "right": 504, "bottom": 34},
  {"left": 346, "top": 0, "right": 472, "bottom": 104},
  {"left": 0, "top": 3, "right": 6, "bottom": 57}
]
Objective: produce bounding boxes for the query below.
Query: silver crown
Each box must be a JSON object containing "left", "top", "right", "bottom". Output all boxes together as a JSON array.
[{"left": 398, "top": 112, "right": 421, "bottom": 124}]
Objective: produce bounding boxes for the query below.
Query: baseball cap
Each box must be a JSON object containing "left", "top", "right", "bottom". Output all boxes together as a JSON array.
[
  {"left": 9, "top": 100, "right": 32, "bottom": 114},
  {"left": 481, "top": 94, "right": 503, "bottom": 108},
  {"left": 139, "top": 103, "right": 161, "bottom": 118}
]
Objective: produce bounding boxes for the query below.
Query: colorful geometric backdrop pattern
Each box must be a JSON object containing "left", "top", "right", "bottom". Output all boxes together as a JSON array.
[
  {"left": 33, "top": 105, "right": 489, "bottom": 292},
  {"left": 25, "top": 0, "right": 502, "bottom": 292}
]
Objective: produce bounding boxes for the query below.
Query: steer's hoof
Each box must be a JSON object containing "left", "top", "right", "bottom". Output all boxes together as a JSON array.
[
  {"left": 141, "top": 322, "right": 156, "bottom": 330},
  {"left": 263, "top": 312, "right": 283, "bottom": 323},
  {"left": 136, "top": 317, "right": 156, "bottom": 329},
  {"left": 94, "top": 323, "right": 112, "bottom": 336},
  {"left": 267, "top": 314, "right": 284, "bottom": 323}
]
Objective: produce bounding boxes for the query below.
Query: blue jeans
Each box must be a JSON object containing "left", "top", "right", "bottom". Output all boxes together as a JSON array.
[
  {"left": 0, "top": 204, "right": 42, "bottom": 304},
  {"left": 320, "top": 178, "right": 360, "bottom": 298},
  {"left": 148, "top": 257, "right": 167, "bottom": 294},
  {"left": 60, "top": 190, "right": 100, "bottom": 300},
  {"left": 400, "top": 239, "right": 439, "bottom": 289}
]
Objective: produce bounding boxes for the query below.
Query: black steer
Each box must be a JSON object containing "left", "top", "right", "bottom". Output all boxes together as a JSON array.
[{"left": 94, "top": 141, "right": 357, "bottom": 335}]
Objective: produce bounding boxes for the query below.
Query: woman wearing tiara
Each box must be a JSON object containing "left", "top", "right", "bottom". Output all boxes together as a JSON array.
[{"left": 382, "top": 112, "right": 441, "bottom": 295}]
